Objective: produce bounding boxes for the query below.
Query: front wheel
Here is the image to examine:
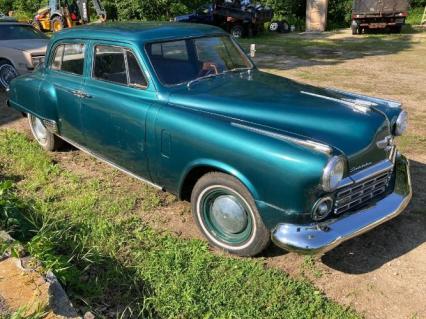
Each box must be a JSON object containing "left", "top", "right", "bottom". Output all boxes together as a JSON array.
[
  {"left": 191, "top": 172, "right": 270, "bottom": 256},
  {"left": 28, "top": 114, "right": 63, "bottom": 151},
  {"left": 230, "top": 25, "right": 244, "bottom": 38},
  {"left": 0, "top": 61, "right": 18, "bottom": 90}
]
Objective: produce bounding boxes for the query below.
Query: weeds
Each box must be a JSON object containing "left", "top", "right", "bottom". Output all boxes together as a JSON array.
[{"left": 0, "top": 131, "right": 359, "bottom": 318}]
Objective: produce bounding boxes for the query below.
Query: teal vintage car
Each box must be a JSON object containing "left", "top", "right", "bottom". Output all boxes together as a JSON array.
[{"left": 7, "top": 23, "right": 412, "bottom": 256}]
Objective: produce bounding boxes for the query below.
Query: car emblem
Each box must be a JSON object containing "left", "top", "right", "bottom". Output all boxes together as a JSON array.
[{"left": 376, "top": 136, "right": 394, "bottom": 152}]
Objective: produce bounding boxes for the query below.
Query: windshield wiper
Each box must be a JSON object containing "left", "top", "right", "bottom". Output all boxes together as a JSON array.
[
  {"left": 187, "top": 73, "right": 224, "bottom": 89},
  {"left": 187, "top": 68, "right": 251, "bottom": 89}
]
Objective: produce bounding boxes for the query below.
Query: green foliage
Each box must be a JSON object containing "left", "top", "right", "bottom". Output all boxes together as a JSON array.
[
  {"left": 0, "top": 130, "right": 360, "bottom": 318},
  {"left": 327, "top": 0, "right": 353, "bottom": 30}
]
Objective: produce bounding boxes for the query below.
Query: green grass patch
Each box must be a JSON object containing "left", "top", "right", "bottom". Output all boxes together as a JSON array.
[
  {"left": 406, "top": 7, "right": 425, "bottom": 25},
  {"left": 0, "top": 130, "right": 359, "bottom": 318}
]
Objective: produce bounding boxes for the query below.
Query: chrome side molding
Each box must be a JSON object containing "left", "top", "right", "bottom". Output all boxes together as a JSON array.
[
  {"left": 58, "top": 135, "right": 163, "bottom": 191},
  {"left": 232, "top": 122, "right": 332, "bottom": 154}
]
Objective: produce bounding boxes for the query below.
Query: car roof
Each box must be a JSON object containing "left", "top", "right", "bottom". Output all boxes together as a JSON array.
[{"left": 52, "top": 22, "right": 227, "bottom": 43}]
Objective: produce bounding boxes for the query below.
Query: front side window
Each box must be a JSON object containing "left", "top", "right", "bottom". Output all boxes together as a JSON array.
[
  {"left": 93, "top": 46, "right": 127, "bottom": 84},
  {"left": 93, "top": 45, "right": 148, "bottom": 88},
  {"left": 145, "top": 36, "right": 252, "bottom": 86},
  {"left": 50, "top": 43, "right": 85, "bottom": 76}
]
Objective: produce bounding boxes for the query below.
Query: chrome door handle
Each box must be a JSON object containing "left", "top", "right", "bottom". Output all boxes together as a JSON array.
[{"left": 71, "top": 90, "right": 92, "bottom": 99}]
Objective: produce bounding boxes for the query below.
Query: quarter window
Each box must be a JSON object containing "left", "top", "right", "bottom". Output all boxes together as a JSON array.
[
  {"left": 51, "top": 45, "right": 64, "bottom": 70},
  {"left": 50, "top": 43, "right": 85, "bottom": 76},
  {"left": 126, "top": 51, "right": 147, "bottom": 88}
]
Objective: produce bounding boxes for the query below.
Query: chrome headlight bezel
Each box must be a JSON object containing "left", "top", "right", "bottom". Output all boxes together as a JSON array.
[
  {"left": 322, "top": 156, "right": 346, "bottom": 192},
  {"left": 394, "top": 110, "right": 408, "bottom": 136}
]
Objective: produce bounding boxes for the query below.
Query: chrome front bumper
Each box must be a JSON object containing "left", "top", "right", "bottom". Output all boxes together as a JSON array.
[{"left": 271, "top": 155, "right": 412, "bottom": 255}]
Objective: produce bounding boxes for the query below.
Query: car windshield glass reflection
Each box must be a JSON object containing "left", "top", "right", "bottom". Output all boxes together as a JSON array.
[
  {"left": 145, "top": 36, "right": 252, "bottom": 86},
  {"left": 0, "top": 24, "right": 48, "bottom": 40}
]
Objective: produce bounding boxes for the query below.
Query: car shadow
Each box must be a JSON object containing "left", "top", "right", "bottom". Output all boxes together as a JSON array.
[
  {"left": 320, "top": 159, "right": 425, "bottom": 274},
  {"left": 0, "top": 91, "right": 22, "bottom": 127}
]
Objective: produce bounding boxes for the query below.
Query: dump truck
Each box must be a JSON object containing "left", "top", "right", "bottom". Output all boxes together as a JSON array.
[{"left": 351, "top": 0, "right": 409, "bottom": 34}]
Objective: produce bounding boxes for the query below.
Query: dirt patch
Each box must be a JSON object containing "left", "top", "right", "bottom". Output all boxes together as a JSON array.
[{"left": 1, "top": 30, "right": 425, "bottom": 319}]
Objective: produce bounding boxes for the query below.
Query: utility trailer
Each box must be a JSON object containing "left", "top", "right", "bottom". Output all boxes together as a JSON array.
[
  {"left": 351, "top": 0, "right": 409, "bottom": 34},
  {"left": 174, "top": 0, "right": 273, "bottom": 38}
]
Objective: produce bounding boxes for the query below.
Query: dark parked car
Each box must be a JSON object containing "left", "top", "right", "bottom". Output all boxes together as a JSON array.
[
  {"left": 7, "top": 23, "right": 411, "bottom": 256},
  {"left": 175, "top": 1, "right": 274, "bottom": 38}
]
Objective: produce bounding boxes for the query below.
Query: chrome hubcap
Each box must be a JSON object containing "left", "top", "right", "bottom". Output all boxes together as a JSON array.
[
  {"left": 31, "top": 116, "right": 48, "bottom": 144},
  {"left": 270, "top": 23, "right": 279, "bottom": 31},
  {"left": 0, "top": 64, "right": 18, "bottom": 89},
  {"left": 210, "top": 195, "right": 248, "bottom": 234}
]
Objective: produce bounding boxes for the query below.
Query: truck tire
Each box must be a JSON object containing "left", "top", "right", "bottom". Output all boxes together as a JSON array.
[
  {"left": 391, "top": 25, "right": 402, "bottom": 33},
  {"left": 269, "top": 21, "right": 280, "bottom": 32},
  {"left": 279, "top": 20, "right": 290, "bottom": 33},
  {"left": 191, "top": 172, "right": 270, "bottom": 257},
  {"left": 351, "top": 20, "right": 361, "bottom": 35},
  {"left": 51, "top": 16, "right": 65, "bottom": 32},
  {"left": 230, "top": 25, "right": 244, "bottom": 38},
  {"left": 32, "top": 19, "right": 42, "bottom": 31}
]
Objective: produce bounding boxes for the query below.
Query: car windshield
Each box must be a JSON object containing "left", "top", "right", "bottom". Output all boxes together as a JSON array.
[
  {"left": 0, "top": 24, "right": 47, "bottom": 40},
  {"left": 145, "top": 36, "right": 253, "bottom": 86}
]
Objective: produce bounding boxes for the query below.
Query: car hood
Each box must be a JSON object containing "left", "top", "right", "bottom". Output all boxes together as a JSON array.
[
  {"left": 168, "top": 70, "right": 396, "bottom": 172},
  {"left": 0, "top": 39, "right": 48, "bottom": 55}
]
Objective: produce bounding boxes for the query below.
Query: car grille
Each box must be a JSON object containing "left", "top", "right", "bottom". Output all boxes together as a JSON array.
[{"left": 334, "top": 168, "right": 393, "bottom": 215}]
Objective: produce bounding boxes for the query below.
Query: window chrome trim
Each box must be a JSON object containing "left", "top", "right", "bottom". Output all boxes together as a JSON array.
[
  {"left": 91, "top": 43, "right": 149, "bottom": 90},
  {"left": 231, "top": 122, "right": 332, "bottom": 154},
  {"left": 49, "top": 42, "right": 86, "bottom": 77}
]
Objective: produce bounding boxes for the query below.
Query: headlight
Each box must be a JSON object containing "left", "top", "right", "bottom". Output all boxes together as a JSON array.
[
  {"left": 322, "top": 156, "right": 345, "bottom": 192},
  {"left": 31, "top": 56, "right": 45, "bottom": 68},
  {"left": 394, "top": 110, "right": 408, "bottom": 136}
]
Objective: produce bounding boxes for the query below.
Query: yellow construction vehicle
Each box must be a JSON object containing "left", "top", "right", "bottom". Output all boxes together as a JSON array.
[{"left": 32, "top": 0, "right": 107, "bottom": 32}]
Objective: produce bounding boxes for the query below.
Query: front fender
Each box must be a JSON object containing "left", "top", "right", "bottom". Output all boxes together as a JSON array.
[{"left": 179, "top": 158, "right": 260, "bottom": 200}]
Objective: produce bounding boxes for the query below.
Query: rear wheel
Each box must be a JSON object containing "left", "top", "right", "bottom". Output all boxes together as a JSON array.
[
  {"left": 191, "top": 172, "right": 270, "bottom": 256},
  {"left": 0, "top": 61, "right": 18, "bottom": 90},
  {"left": 269, "top": 21, "right": 280, "bottom": 32},
  {"left": 51, "top": 16, "right": 65, "bottom": 32},
  {"left": 230, "top": 25, "right": 244, "bottom": 38},
  {"left": 32, "top": 19, "right": 42, "bottom": 31},
  {"left": 28, "top": 114, "right": 63, "bottom": 151}
]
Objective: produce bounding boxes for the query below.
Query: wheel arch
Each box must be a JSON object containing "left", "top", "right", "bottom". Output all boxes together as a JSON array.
[
  {"left": 0, "top": 57, "right": 17, "bottom": 69},
  {"left": 178, "top": 159, "right": 259, "bottom": 202}
]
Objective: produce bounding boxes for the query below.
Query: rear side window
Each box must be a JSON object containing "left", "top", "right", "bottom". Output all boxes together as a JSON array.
[
  {"left": 50, "top": 43, "right": 85, "bottom": 76},
  {"left": 93, "top": 46, "right": 127, "bottom": 84},
  {"left": 92, "top": 45, "right": 148, "bottom": 88}
]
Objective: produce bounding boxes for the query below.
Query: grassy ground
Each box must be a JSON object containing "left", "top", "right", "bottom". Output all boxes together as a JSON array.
[{"left": 0, "top": 130, "right": 359, "bottom": 318}]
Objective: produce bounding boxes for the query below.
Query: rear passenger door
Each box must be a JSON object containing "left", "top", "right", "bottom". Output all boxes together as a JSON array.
[
  {"left": 47, "top": 41, "right": 87, "bottom": 145},
  {"left": 81, "top": 42, "right": 154, "bottom": 180}
]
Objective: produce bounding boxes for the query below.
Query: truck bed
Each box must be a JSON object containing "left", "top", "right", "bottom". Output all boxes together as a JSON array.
[{"left": 352, "top": 0, "right": 409, "bottom": 15}]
